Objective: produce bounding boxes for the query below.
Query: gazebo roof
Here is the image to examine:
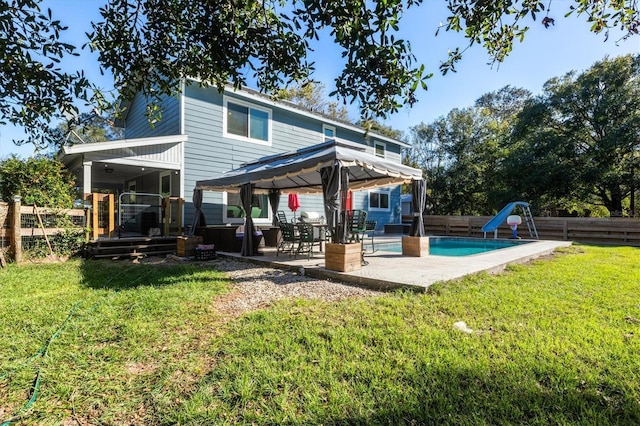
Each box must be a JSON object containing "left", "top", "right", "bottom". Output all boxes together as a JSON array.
[{"left": 196, "top": 140, "right": 423, "bottom": 194}]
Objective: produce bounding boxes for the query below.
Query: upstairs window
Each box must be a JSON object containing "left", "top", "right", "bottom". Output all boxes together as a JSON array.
[
  {"left": 374, "top": 141, "right": 386, "bottom": 158},
  {"left": 224, "top": 97, "right": 271, "bottom": 145},
  {"left": 323, "top": 125, "right": 335, "bottom": 142}
]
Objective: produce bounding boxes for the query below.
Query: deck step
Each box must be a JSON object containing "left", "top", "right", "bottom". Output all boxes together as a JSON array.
[{"left": 86, "top": 237, "right": 178, "bottom": 259}]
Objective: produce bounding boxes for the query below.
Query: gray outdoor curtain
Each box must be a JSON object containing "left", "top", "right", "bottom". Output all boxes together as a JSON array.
[
  {"left": 189, "top": 188, "right": 204, "bottom": 235},
  {"left": 409, "top": 179, "right": 426, "bottom": 237},
  {"left": 268, "top": 188, "right": 281, "bottom": 226},
  {"left": 240, "top": 183, "right": 256, "bottom": 256},
  {"left": 321, "top": 163, "right": 349, "bottom": 244}
]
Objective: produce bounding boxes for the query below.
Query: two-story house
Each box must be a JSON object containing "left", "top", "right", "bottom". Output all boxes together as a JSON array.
[{"left": 61, "top": 80, "right": 408, "bottom": 236}]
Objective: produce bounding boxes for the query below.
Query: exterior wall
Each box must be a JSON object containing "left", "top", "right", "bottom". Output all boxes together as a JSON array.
[
  {"left": 123, "top": 92, "right": 181, "bottom": 139},
  {"left": 179, "top": 82, "right": 404, "bottom": 228}
]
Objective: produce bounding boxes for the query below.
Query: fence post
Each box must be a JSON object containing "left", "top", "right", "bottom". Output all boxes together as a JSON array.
[{"left": 11, "top": 195, "right": 21, "bottom": 263}]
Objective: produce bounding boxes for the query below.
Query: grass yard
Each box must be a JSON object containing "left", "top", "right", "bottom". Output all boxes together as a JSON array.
[{"left": 1, "top": 245, "right": 640, "bottom": 425}]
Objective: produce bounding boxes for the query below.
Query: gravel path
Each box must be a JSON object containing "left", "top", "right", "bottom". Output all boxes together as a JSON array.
[{"left": 203, "top": 257, "right": 383, "bottom": 319}]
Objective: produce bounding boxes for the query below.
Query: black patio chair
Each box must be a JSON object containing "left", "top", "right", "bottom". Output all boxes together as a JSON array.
[
  {"left": 295, "top": 222, "right": 322, "bottom": 260},
  {"left": 277, "top": 222, "right": 298, "bottom": 257},
  {"left": 345, "top": 210, "right": 367, "bottom": 243}
]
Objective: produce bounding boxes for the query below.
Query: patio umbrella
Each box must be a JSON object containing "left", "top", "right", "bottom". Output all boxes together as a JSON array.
[{"left": 288, "top": 193, "right": 300, "bottom": 222}]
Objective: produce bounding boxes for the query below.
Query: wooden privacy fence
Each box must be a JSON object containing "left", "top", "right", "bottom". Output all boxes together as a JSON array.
[{"left": 412, "top": 215, "right": 640, "bottom": 246}]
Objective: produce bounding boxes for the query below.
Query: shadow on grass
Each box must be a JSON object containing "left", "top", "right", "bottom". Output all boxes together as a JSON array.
[
  {"left": 178, "top": 360, "right": 640, "bottom": 425},
  {"left": 78, "top": 257, "right": 232, "bottom": 291}
]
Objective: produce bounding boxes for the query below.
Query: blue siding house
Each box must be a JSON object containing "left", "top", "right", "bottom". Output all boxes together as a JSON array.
[{"left": 61, "top": 80, "right": 408, "bottom": 233}]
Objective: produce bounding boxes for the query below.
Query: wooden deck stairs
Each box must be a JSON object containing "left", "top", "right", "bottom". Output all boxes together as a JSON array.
[{"left": 86, "top": 237, "right": 177, "bottom": 259}]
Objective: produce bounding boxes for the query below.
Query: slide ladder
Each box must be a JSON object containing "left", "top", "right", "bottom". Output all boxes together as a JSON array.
[{"left": 481, "top": 202, "right": 539, "bottom": 239}]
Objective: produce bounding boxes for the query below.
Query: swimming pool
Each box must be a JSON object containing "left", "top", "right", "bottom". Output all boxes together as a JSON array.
[{"left": 376, "top": 237, "right": 532, "bottom": 257}]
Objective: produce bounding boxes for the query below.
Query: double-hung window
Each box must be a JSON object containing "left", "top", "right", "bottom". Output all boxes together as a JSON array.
[
  {"left": 369, "top": 189, "right": 390, "bottom": 211},
  {"left": 224, "top": 97, "right": 271, "bottom": 145},
  {"left": 374, "top": 140, "right": 386, "bottom": 158}
]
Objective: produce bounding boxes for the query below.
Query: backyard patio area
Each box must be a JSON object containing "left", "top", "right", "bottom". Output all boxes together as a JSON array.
[{"left": 215, "top": 235, "right": 572, "bottom": 291}]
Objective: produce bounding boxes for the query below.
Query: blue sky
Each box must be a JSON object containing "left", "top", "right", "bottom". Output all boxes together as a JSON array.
[{"left": 1, "top": 0, "right": 638, "bottom": 159}]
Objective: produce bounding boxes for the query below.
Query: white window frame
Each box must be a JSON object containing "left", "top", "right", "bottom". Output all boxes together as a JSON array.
[
  {"left": 222, "top": 96, "right": 272, "bottom": 146},
  {"left": 323, "top": 124, "right": 336, "bottom": 142},
  {"left": 222, "top": 192, "right": 272, "bottom": 225},
  {"left": 374, "top": 140, "right": 386, "bottom": 158},
  {"left": 368, "top": 188, "right": 391, "bottom": 211}
]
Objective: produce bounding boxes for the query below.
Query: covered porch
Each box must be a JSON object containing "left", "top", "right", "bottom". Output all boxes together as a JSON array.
[{"left": 61, "top": 135, "right": 188, "bottom": 239}]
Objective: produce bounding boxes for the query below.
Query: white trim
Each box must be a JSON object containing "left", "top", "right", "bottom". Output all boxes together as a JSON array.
[
  {"left": 368, "top": 188, "right": 391, "bottom": 211},
  {"left": 185, "top": 78, "right": 409, "bottom": 148},
  {"left": 63, "top": 134, "right": 188, "bottom": 154},
  {"left": 222, "top": 96, "right": 272, "bottom": 146},
  {"left": 374, "top": 140, "right": 386, "bottom": 158}
]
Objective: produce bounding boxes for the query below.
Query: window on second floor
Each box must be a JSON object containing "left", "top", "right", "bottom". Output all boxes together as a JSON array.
[
  {"left": 224, "top": 97, "right": 271, "bottom": 145},
  {"left": 374, "top": 141, "right": 386, "bottom": 158},
  {"left": 323, "top": 125, "right": 335, "bottom": 142},
  {"left": 369, "top": 189, "right": 390, "bottom": 211}
]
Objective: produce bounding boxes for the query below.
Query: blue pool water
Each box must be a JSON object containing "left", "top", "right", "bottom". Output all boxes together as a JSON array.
[{"left": 377, "top": 237, "right": 532, "bottom": 257}]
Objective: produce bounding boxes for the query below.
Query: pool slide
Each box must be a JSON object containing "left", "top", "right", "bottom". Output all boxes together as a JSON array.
[{"left": 481, "top": 201, "right": 538, "bottom": 238}]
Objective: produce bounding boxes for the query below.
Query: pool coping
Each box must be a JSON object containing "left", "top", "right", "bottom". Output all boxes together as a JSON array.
[{"left": 214, "top": 236, "right": 573, "bottom": 292}]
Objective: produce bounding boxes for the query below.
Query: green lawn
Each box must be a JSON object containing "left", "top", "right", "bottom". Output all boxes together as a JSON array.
[{"left": 1, "top": 245, "right": 640, "bottom": 425}]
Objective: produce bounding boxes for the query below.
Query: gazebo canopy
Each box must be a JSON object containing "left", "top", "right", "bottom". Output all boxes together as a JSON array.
[
  {"left": 195, "top": 139, "right": 425, "bottom": 254},
  {"left": 195, "top": 140, "right": 423, "bottom": 194}
]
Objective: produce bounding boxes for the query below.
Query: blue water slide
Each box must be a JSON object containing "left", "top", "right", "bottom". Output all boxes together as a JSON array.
[{"left": 481, "top": 201, "right": 530, "bottom": 234}]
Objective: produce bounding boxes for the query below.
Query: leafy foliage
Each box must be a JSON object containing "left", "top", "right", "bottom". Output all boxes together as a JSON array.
[
  {"left": 407, "top": 55, "right": 640, "bottom": 217},
  {"left": 507, "top": 54, "right": 640, "bottom": 215},
  {"left": 3, "top": 0, "right": 638, "bottom": 150},
  {"left": 51, "top": 112, "right": 124, "bottom": 145},
  {"left": 440, "top": 0, "right": 639, "bottom": 73},
  {"left": 406, "top": 86, "right": 531, "bottom": 215},
  {"left": 0, "top": 0, "right": 90, "bottom": 150},
  {"left": 0, "top": 156, "right": 76, "bottom": 207},
  {"left": 277, "top": 82, "right": 351, "bottom": 122}
]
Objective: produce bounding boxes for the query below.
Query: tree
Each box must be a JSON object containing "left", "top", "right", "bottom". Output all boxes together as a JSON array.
[
  {"left": 3, "top": 0, "right": 639, "bottom": 149},
  {"left": 508, "top": 54, "right": 640, "bottom": 215},
  {"left": 277, "top": 82, "right": 351, "bottom": 122},
  {"left": 51, "top": 112, "right": 124, "bottom": 146},
  {"left": 1, "top": 0, "right": 90, "bottom": 150},
  {"left": 0, "top": 156, "right": 77, "bottom": 208},
  {"left": 406, "top": 86, "right": 532, "bottom": 215}
]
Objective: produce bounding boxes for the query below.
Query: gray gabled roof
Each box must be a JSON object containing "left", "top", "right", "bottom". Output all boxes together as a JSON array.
[{"left": 196, "top": 140, "right": 423, "bottom": 194}]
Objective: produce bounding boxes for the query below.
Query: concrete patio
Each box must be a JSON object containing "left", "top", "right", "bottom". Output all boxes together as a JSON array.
[{"left": 215, "top": 235, "right": 573, "bottom": 292}]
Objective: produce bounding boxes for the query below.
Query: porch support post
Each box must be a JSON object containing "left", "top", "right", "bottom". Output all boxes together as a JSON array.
[
  {"left": 177, "top": 198, "right": 184, "bottom": 235},
  {"left": 83, "top": 160, "right": 92, "bottom": 199},
  {"left": 108, "top": 193, "right": 115, "bottom": 237},
  {"left": 92, "top": 193, "right": 99, "bottom": 241}
]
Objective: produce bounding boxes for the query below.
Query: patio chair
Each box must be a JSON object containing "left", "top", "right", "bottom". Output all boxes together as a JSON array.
[
  {"left": 277, "top": 222, "right": 298, "bottom": 257},
  {"left": 276, "top": 210, "right": 289, "bottom": 224},
  {"left": 363, "top": 220, "right": 377, "bottom": 253},
  {"left": 296, "top": 222, "right": 322, "bottom": 260},
  {"left": 345, "top": 210, "right": 368, "bottom": 243}
]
